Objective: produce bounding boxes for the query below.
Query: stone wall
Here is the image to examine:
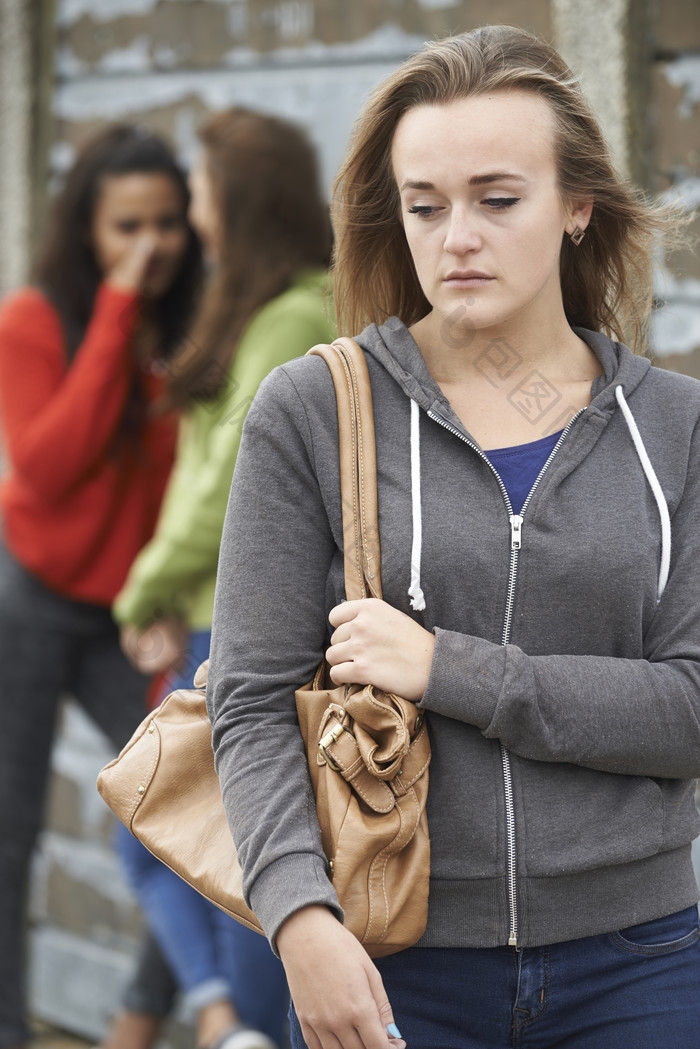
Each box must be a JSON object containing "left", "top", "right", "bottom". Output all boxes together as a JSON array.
[
  {"left": 649, "top": 0, "right": 700, "bottom": 373},
  {"left": 0, "top": 0, "right": 696, "bottom": 1040},
  {"left": 0, "top": 0, "right": 33, "bottom": 294},
  {"left": 49, "top": 0, "right": 552, "bottom": 198},
  {"left": 29, "top": 704, "right": 151, "bottom": 1041}
]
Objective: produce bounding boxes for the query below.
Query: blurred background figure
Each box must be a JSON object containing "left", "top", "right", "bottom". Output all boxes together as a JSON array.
[
  {"left": 0, "top": 125, "right": 202, "bottom": 1049},
  {"left": 109, "top": 106, "right": 335, "bottom": 1049}
]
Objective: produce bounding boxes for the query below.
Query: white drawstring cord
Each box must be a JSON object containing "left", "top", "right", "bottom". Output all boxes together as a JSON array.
[
  {"left": 407, "top": 399, "right": 426, "bottom": 611},
  {"left": 615, "top": 385, "right": 671, "bottom": 602},
  {"left": 405, "top": 387, "right": 668, "bottom": 608}
]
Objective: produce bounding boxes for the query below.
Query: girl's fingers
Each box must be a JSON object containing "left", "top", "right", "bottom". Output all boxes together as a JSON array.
[
  {"left": 326, "top": 638, "right": 355, "bottom": 667},
  {"left": 329, "top": 622, "right": 353, "bottom": 646},
  {"left": 297, "top": 1021, "right": 324, "bottom": 1049},
  {"left": 328, "top": 599, "right": 363, "bottom": 627},
  {"left": 328, "top": 661, "right": 358, "bottom": 686}
]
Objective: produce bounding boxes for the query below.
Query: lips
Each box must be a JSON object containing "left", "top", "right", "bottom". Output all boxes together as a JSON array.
[{"left": 444, "top": 271, "right": 493, "bottom": 282}]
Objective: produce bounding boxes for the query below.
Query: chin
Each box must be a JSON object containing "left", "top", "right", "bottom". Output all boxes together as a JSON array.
[
  {"left": 142, "top": 277, "right": 174, "bottom": 300},
  {"left": 436, "top": 304, "right": 491, "bottom": 337}
]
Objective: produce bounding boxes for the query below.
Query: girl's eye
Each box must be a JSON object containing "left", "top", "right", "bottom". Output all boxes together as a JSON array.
[
  {"left": 484, "top": 197, "right": 520, "bottom": 211},
  {"left": 407, "top": 205, "right": 438, "bottom": 218},
  {"left": 158, "top": 214, "right": 182, "bottom": 232},
  {"left": 116, "top": 220, "right": 140, "bottom": 234}
]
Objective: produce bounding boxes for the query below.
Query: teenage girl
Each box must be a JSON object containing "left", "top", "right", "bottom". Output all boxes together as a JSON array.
[{"left": 207, "top": 26, "right": 700, "bottom": 1049}]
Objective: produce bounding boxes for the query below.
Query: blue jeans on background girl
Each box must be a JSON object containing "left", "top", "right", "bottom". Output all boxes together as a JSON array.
[
  {"left": 290, "top": 905, "right": 700, "bottom": 1048},
  {"left": 118, "top": 631, "right": 289, "bottom": 1047}
]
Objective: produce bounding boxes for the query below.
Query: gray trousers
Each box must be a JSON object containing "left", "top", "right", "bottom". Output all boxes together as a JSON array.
[{"left": 0, "top": 541, "right": 176, "bottom": 1047}]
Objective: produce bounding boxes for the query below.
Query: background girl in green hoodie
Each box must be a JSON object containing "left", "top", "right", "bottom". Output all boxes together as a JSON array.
[{"left": 112, "top": 108, "right": 336, "bottom": 1049}]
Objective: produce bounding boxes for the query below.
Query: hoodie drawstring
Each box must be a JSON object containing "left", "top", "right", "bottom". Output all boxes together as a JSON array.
[
  {"left": 408, "top": 399, "right": 426, "bottom": 611},
  {"left": 615, "top": 385, "right": 671, "bottom": 602},
  {"left": 407, "top": 387, "right": 671, "bottom": 611}
]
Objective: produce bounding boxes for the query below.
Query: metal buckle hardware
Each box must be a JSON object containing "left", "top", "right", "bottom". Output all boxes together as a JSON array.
[{"left": 318, "top": 720, "right": 353, "bottom": 772}]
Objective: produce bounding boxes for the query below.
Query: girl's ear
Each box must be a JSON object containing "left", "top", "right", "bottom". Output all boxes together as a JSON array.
[{"left": 565, "top": 196, "right": 594, "bottom": 238}]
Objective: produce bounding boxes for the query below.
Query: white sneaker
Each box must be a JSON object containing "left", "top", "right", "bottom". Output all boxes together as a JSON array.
[{"left": 212, "top": 1025, "right": 277, "bottom": 1049}]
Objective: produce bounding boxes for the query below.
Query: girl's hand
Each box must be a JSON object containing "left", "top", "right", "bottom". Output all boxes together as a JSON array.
[
  {"left": 106, "top": 232, "right": 160, "bottom": 294},
  {"left": 277, "top": 906, "right": 406, "bottom": 1049},
  {"left": 120, "top": 617, "right": 187, "bottom": 676},
  {"left": 326, "top": 598, "right": 435, "bottom": 702}
]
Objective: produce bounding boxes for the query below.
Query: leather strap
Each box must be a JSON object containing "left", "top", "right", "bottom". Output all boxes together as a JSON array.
[
  {"left": 307, "top": 341, "right": 429, "bottom": 824},
  {"left": 308, "top": 339, "right": 382, "bottom": 602}
]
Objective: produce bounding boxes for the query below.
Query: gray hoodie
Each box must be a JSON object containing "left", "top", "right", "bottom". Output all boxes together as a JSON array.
[{"left": 208, "top": 318, "right": 700, "bottom": 952}]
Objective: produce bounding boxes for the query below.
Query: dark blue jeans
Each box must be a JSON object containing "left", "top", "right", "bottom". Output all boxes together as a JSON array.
[{"left": 289, "top": 906, "right": 700, "bottom": 1048}]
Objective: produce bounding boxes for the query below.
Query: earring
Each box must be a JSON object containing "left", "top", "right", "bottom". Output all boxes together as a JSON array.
[{"left": 570, "top": 226, "right": 586, "bottom": 246}]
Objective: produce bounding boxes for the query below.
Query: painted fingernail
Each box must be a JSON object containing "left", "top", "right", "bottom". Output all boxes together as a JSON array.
[{"left": 387, "top": 1023, "right": 402, "bottom": 1039}]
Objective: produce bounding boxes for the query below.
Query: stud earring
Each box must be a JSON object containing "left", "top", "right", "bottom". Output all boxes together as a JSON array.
[{"left": 570, "top": 226, "right": 586, "bottom": 246}]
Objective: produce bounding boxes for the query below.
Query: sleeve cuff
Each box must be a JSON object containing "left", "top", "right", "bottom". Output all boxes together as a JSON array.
[
  {"left": 418, "top": 627, "right": 507, "bottom": 729},
  {"left": 247, "top": 851, "right": 344, "bottom": 956},
  {"left": 96, "top": 281, "right": 140, "bottom": 334},
  {"left": 113, "top": 539, "right": 189, "bottom": 629},
  {"left": 113, "top": 583, "right": 161, "bottom": 630}
]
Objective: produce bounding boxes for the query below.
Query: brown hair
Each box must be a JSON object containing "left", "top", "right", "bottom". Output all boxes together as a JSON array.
[
  {"left": 168, "top": 107, "right": 332, "bottom": 405},
  {"left": 332, "top": 25, "right": 677, "bottom": 350}
]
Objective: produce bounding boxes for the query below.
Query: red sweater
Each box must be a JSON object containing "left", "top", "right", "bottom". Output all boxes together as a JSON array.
[{"left": 0, "top": 283, "right": 177, "bottom": 605}]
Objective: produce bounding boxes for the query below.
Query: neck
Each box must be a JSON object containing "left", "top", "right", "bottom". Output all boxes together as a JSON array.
[{"left": 410, "top": 308, "right": 600, "bottom": 386}]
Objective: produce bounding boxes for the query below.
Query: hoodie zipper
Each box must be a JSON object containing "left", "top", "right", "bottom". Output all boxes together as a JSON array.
[{"left": 427, "top": 406, "right": 585, "bottom": 948}]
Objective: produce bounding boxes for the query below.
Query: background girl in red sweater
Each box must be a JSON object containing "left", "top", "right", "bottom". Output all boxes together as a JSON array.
[{"left": 0, "top": 124, "right": 201, "bottom": 1049}]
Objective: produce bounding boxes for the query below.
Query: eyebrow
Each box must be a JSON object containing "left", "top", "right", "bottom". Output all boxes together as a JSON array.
[{"left": 400, "top": 173, "right": 527, "bottom": 191}]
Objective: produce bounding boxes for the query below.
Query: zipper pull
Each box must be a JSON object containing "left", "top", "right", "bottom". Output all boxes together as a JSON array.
[
  {"left": 510, "top": 514, "right": 523, "bottom": 550},
  {"left": 508, "top": 934, "right": 519, "bottom": 948}
]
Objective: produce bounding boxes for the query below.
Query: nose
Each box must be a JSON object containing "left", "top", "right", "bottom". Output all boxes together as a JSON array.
[
  {"left": 443, "top": 206, "right": 481, "bottom": 256},
  {"left": 150, "top": 225, "right": 177, "bottom": 255}
]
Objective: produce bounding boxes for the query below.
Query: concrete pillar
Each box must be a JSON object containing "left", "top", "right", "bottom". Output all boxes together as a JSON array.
[
  {"left": 0, "top": 0, "right": 33, "bottom": 295},
  {"left": 551, "top": 0, "right": 645, "bottom": 181}
]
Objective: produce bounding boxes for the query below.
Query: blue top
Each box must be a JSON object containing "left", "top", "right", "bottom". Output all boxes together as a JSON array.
[{"left": 484, "top": 429, "right": 564, "bottom": 515}]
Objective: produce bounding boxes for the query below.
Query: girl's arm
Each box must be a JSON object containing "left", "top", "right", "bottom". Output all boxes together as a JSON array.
[
  {"left": 114, "top": 295, "right": 335, "bottom": 630},
  {"left": 0, "top": 284, "right": 139, "bottom": 503},
  {"left": 207, "top": 361, "right": 400, "bottom": 1049},
  {"left": 0, "top": 236, "right": 161, "bottom": 504},
  {"left": 277, "top": 906, "right": 404, "bottom": 1049},
  {"left": 208, "top": 362, "right": 341, "bottom": 939}
]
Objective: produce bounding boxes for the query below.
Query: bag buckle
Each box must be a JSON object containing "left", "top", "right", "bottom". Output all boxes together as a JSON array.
[{"left": 318, "top": 719, "right": 352, "bottom": 772}]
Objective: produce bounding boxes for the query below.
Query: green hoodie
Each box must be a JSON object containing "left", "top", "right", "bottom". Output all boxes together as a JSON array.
[{"left": 114, "top": 270, "right": 335, "bottom": 631}]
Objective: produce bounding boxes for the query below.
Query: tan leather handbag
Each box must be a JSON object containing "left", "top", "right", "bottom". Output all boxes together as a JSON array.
[{"left": 97, "top": 338, "right": 430, "bottom": 957}]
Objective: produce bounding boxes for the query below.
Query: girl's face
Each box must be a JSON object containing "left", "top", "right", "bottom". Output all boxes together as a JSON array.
[
  {"left": 188, "top": 151, "right": 220, "bottom": 261},
  {"left": 91, "top": 172, "right": 189, "bottom": 298},
  {"left": 392, "top": 90, "right": 592, "bottom": 345}
]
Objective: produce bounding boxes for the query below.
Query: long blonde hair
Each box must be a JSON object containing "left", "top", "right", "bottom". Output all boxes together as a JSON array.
[{"left": 333, "top": 25, "right": 676, "bottom": 350}]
